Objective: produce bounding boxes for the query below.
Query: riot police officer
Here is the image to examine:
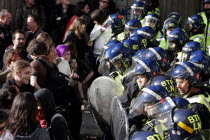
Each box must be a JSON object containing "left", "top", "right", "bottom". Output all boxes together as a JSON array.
[{"left": 168, "top": 61, "right": 210, "bottom": 131}]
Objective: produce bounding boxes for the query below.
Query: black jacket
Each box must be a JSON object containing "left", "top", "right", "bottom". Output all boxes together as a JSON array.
[
  {"left": 34, "top": 88, "right": 70, "bottom": 140},
  {"left": 0, "top": 78, "right": 34, "bottom": 93}
]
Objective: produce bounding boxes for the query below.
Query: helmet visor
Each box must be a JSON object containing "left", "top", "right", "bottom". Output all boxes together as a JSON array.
[
  {"left": 177, "top": 52, "right": 189, "bottom": 62},
  {"left": 167, "top": 62, "right": 194, "bottom": 79},
  {"left": 145, "top": 17, "right": 158, "bottom": 28},
  {"left": 166, "top": 40, "right": 176, "bottom": 51},
  {"left": 128, "top": 88, "right": 161, "bottom": 118},
  {"left": 102, "top": 16, "right": 113, "bottom": 28},
  {"left": 131, "top": 8, "right": 143, "bottom": 20},
  {"left": 147, "top": 97, "right": 176, "bottom": 119}
]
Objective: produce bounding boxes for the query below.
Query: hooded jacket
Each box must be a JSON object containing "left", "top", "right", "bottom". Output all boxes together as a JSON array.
[{"left": 34, "top": 88, "right": 70, "bottom": 140}]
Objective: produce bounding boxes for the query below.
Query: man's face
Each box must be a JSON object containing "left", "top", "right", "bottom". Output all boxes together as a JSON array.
[
  {"left": 99, "top": 0, "right": 109, "bottom": 10},
  {"left": 17, "top": 67, "right": 32, "bottom": 85},
  {"left": 1, "top": 12, "right": 12, "bottom": 25},
  {"left": 47, "top": 47, "right": 58, "bottom": 61},
  {"left": 27, "top": 16, "right": 37, "bottom": 31},
  {"left": 83, "top": 4, "right": 90, "bottom": 15},
  {"left": 204, "top": 3, "right": 210, "bottom": 10},
  {"left": 137, "top": 74, "right": 148, "bottom": 87},
  {"left": 13, "top": 33, "right": 25, "bottom": 49},
  {"left": 25, "top": 0, "right": 34, "bottom": 7},
  {"left": 175, "top": 78, "right": 189, "bottom": 95}
]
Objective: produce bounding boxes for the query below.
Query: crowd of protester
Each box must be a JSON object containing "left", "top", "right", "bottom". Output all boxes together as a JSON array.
[{"left": 0, "top": 0, "right": 210, "bottom": 140}]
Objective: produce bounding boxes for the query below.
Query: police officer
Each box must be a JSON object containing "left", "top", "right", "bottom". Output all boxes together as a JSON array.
[
  {"left": 198, "top": 0, "right": 210, "bottom": 54},
  {"left": 159, "top": 18, "right": 178, "bottom": 50},
  {"left": 130, "top": 0, "right": 147, "bottom": 21},
  {"left": 177, "top": 41, "right": 201, "bottom": 62},
  {"left": 139, "top": 47, "right": 170, "bottom": 73},
  {"left": 143, "top": 13, "right": 160, "bottom": 39},
  {"left": 166, "top": 28, "right": 189, "bottom": 65},
  {"left": 188, "top": 50, "right": 210, "bottom": 86},
  {"left": 104, "top": 43, "right": 132, "bottom": 85},
  {"left": 128, "top": 85, "right": 170, "bottom": 132},
  {"left": 120, "top": 58, "right": 160, "bottom": 108},
  {"left": 168, "top": 61, "right": 210, "bottom": 131},
  {"left": 185, "top": 14, "right": 206, "bottom": 51},
  {"left": 131, "top": 26, "right": 159, "bottom": 47},
  {"left": 121, "top": 19, "right": 142, "bottom": 40},
  {"left": 164, "top": 107, "right": 204, "bottom": 140},
  {"left": 143, "top": 97, "right": 192, "bottom": 138}
]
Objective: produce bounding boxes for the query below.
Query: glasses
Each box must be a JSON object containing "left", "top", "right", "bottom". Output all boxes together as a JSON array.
[{"left": 101, "top": 1, "right": 109, "bottom": 4}]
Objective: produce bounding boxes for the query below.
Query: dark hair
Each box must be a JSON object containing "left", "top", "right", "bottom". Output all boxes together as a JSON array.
[
  {"left": 64, "top": 42, "right": 78, "bottom": 59},
  {"left": 12, "top": 30, "right": 25, "bottom": 40},
  {"left": 46, "top": 42, "right": 56, "bottom": 55},
  {"left": 27, "top": 39, "right": 48, "bottom": 55},
  {"left": 28, "top": 14, "right": 40, "bottom": 26},
  {"left": 6, "top": 92, "right": 38, "bottom": 135},
  {"left": 91, "top": 9, "right": 106, "bottom": 25},
  {"left": 0, "top": 109, "right": 9, "bottom": 124},
  {"left": 5, "top": 51, "right": 21, "bottom": 67},
  {"left": 75, "top": 2, "right": 88, "bottom": 16},
  {"left": 0, "top": 85, "right": 19, "bottom": 109}
]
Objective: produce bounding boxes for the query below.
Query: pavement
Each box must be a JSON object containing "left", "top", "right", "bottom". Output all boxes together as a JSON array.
[{"left": 80, "top": 107, "right": 103, "bottom": 140}]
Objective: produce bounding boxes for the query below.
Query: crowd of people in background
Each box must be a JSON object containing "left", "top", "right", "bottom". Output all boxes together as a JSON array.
[{"left": 0, "top": 0, "right": 210, "bottom": 139}]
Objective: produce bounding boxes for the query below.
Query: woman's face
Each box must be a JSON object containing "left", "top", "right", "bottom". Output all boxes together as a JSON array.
[
  {"left": 63, "top": 51, "right": 71, "bottom": 62},
  {"left": 16, "top": 67, "right": 32, "bottom": 85},
  {"left": 80, "top": 24, "right": 86, "bottom": 33}
]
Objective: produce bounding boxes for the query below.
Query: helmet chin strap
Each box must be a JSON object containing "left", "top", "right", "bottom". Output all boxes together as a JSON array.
[{"left": 185, "top": 84, "right": 192, "bottom": 96}]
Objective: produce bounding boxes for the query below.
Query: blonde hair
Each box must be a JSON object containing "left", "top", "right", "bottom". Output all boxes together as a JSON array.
[
  {"left": 69, "top": 17, "right": 86, "bottom": 38},
  {"left": 7, "top": 60, "right": 30, "bottom": 79},
  {"left": 36, "top": 32, "right": 53, "bottom": 44}
]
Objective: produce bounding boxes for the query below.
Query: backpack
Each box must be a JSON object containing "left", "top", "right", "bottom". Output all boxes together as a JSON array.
[
  {"left": 37, "top": 58, "right": 73, "bottom": 105},
  {"left": 49, "top": 113, "right": 73, "bottom": 140}
]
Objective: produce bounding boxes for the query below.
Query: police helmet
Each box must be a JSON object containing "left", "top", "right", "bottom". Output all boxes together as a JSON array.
[
  {"left": 131, "top": 1, "right": 147, "bottom": 20},
  {"left": 140, "top": 47, "right": 170, "bottom": 72},
  {"left": 129, "top": 34, "right": 148, "bottom": 48},
  {"left": 109, "top": 14, "right": 126, "bottom": 35},
  {"left": 147, "top": 97, "right": 191, "bottom": 119},
  {"left": 104, "top": 39, "right": 121, "bottom": 50},
  {"left": 148, "top": 74, "right": 176, "bottom": 97},
  {"left": 129, "top": 85, "right": 170, "bottom": 118},
  {"left": 167, "top": 61, "right": 201, "bottom": 87},
  {"left": 204, "top": 0, "right": 210, "bottom": 4},
  {"left": 166, "top": 28, "right": 188, "bottom": 51},
  {"left": 166, "top": 108, "right": 202, "bottom": 140},
  {"left": 178, "top": 41, "right": 201, "bottom": 62},
  {"left": 123, "top": 39, "right": 140, "bottom": 55},
  {"left": 124, "top": 19, "right": 142, "bottom": 39},
  {"left": 133, "top": 59, "right": 160, "bottom": 79},
  {"left": 162, "top": 18, "right": 178, "bottom": 37},
  {"left": 107, "top": 43, "right": 132, "bottom": 73},
  {"left": 189, "top": 52, "right": 210, "bottom": 76},
  {"left": 168, "top": 12, "right": 182, "bottom": 25},
  {"left": 187, "top": 14, "right": 206, "bottom": 29},
  {"left": 144, "top": 13, "right": 160, "bottom": 29}
]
